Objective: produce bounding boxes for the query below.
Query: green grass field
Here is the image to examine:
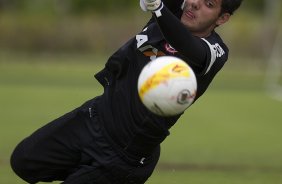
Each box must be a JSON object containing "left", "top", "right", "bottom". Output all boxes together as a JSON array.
[{"left": 1, "top": 54, "right": 282, "bottom": 184}]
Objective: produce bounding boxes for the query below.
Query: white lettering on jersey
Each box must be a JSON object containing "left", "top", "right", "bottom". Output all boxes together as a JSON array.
[
  {"left": 139, "top": 44, "right": 160, "bottom": 61},
  {"left": 136, "top": 33, "right": 162, "bottom": 61},
  {"left": 202, "top": 38, "right": 225, "bottom": 74},
  {"left": 214, "top": 43, "right": 225, "bottom": 57},
  {"left": 136, "top": 29, "right": 166, "bottom": 61},
  {"left": 136, "top": 35, "right": 148, "bottom": 48},
  {"left": 150, "top": 48, "right": 158, "bottom": 60}
]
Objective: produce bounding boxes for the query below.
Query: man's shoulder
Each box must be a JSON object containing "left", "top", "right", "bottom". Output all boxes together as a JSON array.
[
  {"left": 205, "top": 31, "right": 228, "bottom": 51},
  {"left": 202, "top": 31, "right": 229, "bottom": 60}
]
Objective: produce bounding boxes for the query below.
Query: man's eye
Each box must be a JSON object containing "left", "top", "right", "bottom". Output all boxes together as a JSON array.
[{"left": 205, "top": 0, "right": 214, "bottom": 7}]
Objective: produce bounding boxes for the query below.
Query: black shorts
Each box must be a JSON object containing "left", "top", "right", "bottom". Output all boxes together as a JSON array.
[{"left": 10, "top": 98, "right": 160, "bottom": 184}]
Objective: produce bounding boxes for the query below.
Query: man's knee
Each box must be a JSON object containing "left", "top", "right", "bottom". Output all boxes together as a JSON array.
[{"left": 10, "top": 140, "right": 38, "bottom": 183}]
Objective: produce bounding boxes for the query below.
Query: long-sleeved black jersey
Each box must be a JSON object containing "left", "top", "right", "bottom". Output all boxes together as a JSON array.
[{"left": 94, "top": 1, "right": 229, "bottom": 161}]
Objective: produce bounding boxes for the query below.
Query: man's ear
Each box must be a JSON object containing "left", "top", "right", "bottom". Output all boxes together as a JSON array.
[{"left": 216, "top": 13, "right": 230, "bottom": 26}]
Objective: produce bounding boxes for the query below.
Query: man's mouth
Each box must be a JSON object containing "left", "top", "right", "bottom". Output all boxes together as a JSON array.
[{"left": 184, "top": 10, "right": 196, "bottom": 19}]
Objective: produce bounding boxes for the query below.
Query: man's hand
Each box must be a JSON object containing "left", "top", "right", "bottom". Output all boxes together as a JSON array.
[{"left": 140, "top": 0, "right": 162, "bottom": 11}]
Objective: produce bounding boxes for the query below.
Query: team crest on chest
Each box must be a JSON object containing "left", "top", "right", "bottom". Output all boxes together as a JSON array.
[{"left": 164, "top": 43, "right": 178, "bottom": 54}]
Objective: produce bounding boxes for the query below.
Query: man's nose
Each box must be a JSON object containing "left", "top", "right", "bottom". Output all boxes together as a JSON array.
[{"left": 190, "top": 0, "right": 200, "bottom": 10}]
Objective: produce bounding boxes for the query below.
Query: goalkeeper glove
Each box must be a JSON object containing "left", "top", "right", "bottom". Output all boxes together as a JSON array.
[{"left": 140, "top": 0, "right": 163, "bottom": 11}]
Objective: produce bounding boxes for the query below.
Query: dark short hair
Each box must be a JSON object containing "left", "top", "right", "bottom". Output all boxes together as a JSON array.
[{"left": 221, "top": 0, "right": 243, "bottom": 15}]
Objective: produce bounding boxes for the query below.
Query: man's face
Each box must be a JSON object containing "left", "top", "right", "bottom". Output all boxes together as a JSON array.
[{"left": 181, "top": 0, "right": 228, "bottom": 37}]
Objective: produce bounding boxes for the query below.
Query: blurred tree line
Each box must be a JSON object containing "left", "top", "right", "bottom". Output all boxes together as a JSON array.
[
  {"left": 0, "top": 0, "right": 267, "bottom": 14},
  {"left": 0, "top": 0, "right": 281, "bottom": 58},
  {"left": 0, "top": 0, "right": 136, "bottom": 13}
]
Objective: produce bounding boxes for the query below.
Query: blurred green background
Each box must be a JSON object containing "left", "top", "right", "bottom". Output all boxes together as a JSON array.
[{"left": 1, "top": 0, "right": 282, "bottom": 184}]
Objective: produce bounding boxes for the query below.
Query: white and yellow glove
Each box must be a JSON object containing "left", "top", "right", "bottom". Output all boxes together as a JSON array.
[{"left": 140, "top": 0, "right": 163, "bottom": 11}]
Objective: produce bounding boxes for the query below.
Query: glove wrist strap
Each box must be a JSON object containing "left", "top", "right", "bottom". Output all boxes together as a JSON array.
[{"left": 153, "top": 2, "right": 164, "bottom": 17}]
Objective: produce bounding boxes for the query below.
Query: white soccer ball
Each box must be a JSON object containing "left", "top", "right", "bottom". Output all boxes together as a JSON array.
[{"left": 138, "top": 56, "right": 197, "bottom": 117}]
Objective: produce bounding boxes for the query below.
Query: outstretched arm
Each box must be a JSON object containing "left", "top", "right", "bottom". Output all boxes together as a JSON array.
[
  {"left": 162, "top": 0, "right": 184, "bottom": 15},
  {"left": 140, "top": 0, "right": 211, "bottom": 73},
  {"left": 155, "top": 5, "right": 209, "bottom": 69}
]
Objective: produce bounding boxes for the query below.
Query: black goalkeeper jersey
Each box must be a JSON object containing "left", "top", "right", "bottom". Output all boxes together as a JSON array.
[{"left": 94, "top": 1, "right": 229, "bottom": 159}]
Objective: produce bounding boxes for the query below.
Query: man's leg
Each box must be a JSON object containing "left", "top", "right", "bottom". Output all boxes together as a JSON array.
[
  {"left": 11, "top": 97, "right": 161, "bottom": 184},
  {"left": 62, "top": 146, "right": 160, "bottom": 184},
  {"left": 62, "top": 165, "right": 112, "bottom": 184},
  {"left": 10, "top": 100, "right": 95, "bottom": 183}
]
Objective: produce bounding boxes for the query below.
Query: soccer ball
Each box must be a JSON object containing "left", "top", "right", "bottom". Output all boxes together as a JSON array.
[{"left": 138, "top": 56, "right": 197, "bottom": 117}]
